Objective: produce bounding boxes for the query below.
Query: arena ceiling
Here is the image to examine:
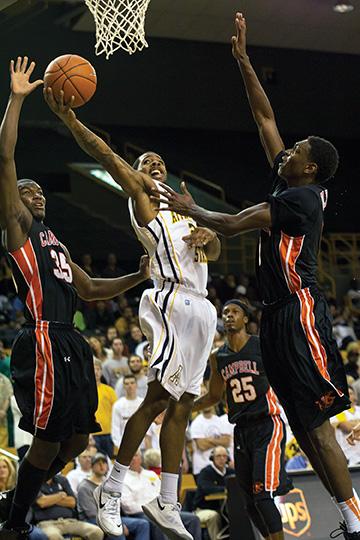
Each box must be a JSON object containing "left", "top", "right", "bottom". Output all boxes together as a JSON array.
[{"left": 60, "top": 0, "right": 360, "bottom": 55}]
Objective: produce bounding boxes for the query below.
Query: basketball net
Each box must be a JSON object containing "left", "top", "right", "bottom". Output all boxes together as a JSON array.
[{"left": 85, "top": 0, "right": 151, "bottom": 58}]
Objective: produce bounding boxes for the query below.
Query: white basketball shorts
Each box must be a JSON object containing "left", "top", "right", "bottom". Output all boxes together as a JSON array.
[{"left": 139, "top": 281, "right": 217, "bottom": 400}]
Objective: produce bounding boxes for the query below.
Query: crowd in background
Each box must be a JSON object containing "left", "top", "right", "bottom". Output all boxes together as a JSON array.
[{"left": 0, "top": 251, "right": 360, "bottom": 539}]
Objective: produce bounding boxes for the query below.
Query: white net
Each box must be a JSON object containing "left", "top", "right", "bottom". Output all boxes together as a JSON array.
[{"left": 85, "top": 0, "right": 151, "bottom": 58}]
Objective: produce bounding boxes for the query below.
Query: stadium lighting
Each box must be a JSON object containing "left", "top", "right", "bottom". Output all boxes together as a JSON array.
[{"left": 333, "top": 1, "right": 354, "bottom": 13}]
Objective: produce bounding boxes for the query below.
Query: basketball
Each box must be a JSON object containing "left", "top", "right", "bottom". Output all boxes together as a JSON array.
[{"left": 43, "top": 54, "right": 97, "bottom": 108}]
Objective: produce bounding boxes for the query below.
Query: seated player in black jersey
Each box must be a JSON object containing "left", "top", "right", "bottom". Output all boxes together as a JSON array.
[
  {"left": 150, "top": 12, "right": 360, "bottom": 538},
  {"left": 193, "top": 300, "right": 291, "bottom": 540},
  {"left": 0, "top": 57, "right": 150, "bottom": 540}
]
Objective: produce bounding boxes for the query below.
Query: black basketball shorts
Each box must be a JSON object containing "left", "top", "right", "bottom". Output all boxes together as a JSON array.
[
  {"left": 261, "top": 287, "right": 350, "bottom": 432},
  {"left": 11, "top": 321, "right": 101, "bottom": 442},
  {"left": 234, "top": 415, "right": 292, "bottom": 501}
]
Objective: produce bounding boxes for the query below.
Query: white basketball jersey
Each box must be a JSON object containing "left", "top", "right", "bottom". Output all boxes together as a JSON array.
[{"left": 128, "top": 181, "right": 208, "bottom": 296}]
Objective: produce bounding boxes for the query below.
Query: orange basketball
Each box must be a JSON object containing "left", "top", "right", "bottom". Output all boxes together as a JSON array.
[{"left": 44, "top": 54, "right": 97, "bottom": 108}]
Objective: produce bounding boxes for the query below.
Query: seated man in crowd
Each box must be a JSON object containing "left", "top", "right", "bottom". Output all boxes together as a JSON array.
[
  {"left": 193, "top": 446, "right": 234, "bottom": 540},
  {"left": 66, "top": 449, "right": 93, "bottom": 495},
  {"left": 121, "top": 451, "right": 201, "bottom": 540},
  {"left": 77, "top": 453, "right": 150, "bottom": 540},
  {"left": 115, "top": 355, "right": 147, "bottom": 399},
  {"left": 93, "top": 359, "right": 118, "bottom": 458},
  {"left": 111, "top": 375, "right": 144, "bottom": 449},
  {"left": 32, "top": 474, "right": 103, "bottom": 539},
  {"left": 189, "top": 401, "right": 232, "bottom": 479},
  {"left": 102, "top": 338, "right": 129, "bottom": 388}
]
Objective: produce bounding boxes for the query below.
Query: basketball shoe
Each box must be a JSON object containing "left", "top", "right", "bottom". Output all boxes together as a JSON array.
[
  {"left": 93, "top": 484, "right": 123, "bottom": 536},
  {"left": 142, "top": 497, "right": 193, "bottom": 540}
]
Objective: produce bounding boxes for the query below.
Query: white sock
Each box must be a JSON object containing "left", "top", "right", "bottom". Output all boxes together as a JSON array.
[
  {"left": 335, "top": 496, "right": 360, "bottom": 533},
  {"left": 160, "top": 472, "right": 179, "bottom": 505},
  {"left": 103, "top": 462, "right": 129, "bottom": 494}
]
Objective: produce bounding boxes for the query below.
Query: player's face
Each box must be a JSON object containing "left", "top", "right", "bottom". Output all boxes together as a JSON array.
[
  {"left": 222, "top": 304, "right": 247, "bottom": 333},
  {"left": 278, "top": 139, "right": 314, "bottom": 183},
  {"left": 18, "top": 182, "right": 46, "bottom": 221},
  {"left": 138, "top": 152, "right": 167, "bottom": 183}
]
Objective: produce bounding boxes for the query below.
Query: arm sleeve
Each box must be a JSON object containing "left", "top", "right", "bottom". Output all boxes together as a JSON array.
[
  {"left": 268, "top": 187, "right": 320, "bottom": 236},
  {"left": 59, "top": 476, "right": 76, "bottom": 498}
]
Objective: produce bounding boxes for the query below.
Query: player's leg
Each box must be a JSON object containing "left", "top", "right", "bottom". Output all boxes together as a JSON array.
[
  {"left": 94, "top": 379, "right": 168, "bottom": 536},
  {"left": 141, "top": 391, "right": 195, "bottom": 540},
  {"left": 251, "top": 417, "right": 289, "bottom": 540},
  {"left": 45, "top": 432, "right": 89, "bottom": 480},
  {"left": 1, "top": 437, "right": 60, "bottom": 537}
]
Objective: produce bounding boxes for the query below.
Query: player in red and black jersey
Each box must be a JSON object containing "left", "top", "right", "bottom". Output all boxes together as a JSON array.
[
  {"left": 0, "top": 57, "right": 150, "bottom": 540},
  {"left": 151, "top": 12, "right": 360, "bottom": 539},
  {"left": 194, "top": 300, "right": 291, "bottom": 540}
]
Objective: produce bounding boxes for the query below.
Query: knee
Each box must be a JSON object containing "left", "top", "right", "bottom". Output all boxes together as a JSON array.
[
  {"left": 60, "top": 434, "right": 89, "bottom": 461},
  {"left": 28, "top": 439, "right": 60, "bottom": 469},
  {"left": 170, "top": 394, "right": 195, "bottom": 422},
  {"left": 39, "top": 526, "right": 63, "bottom": 540},
  {"left": 141, "top": 398, "right": 168, "bottom": 420},
  {"left": 309, "top": 423, "right": 336, "bottom": 452},
  {"left": 87, "top": 525, "right": 104, "bottom": 540}
]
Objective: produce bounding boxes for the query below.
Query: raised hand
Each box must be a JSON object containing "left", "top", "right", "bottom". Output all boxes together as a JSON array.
[
  {"left": 138, "top": 254, "right": 150, "bottom": 280},
  {"left": 231, "top": 12, "right": 247, "bottom": 61},
  {"left": 10, "top": 56, "right": 43, "bottom": 98},
  {"left": 43, "top": 87, "right": 76, "bottom": 122},
  {"left": 150, "top": 181, "right": 196, "bottom": 216},
  {"left": 182, "top": 227, "right": 216, "bottom": 249}
]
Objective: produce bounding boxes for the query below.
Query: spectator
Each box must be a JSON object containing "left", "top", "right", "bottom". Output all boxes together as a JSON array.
[
  {"left": 89, "top": 336, "right": 108, "bottom": 363},
  {"left": 102, "top": 253, "right": 124, "bottom": 279},
  {"left": 33, "top": 474, "right": 103, "bottom": 539},
  {"left": 127, "top": 324, "right": 146, "bottom": 354},
  {"left": 332, "top": 307, "right": 357, "bottom": 349},
  {"left": 121, "top": 451, "right": 201, "bottom": 540},
  {"left": 144, "top": 411, "right": 166, "bottom": 451},
  {"left": 345, "top": 278, "right": 360, "bottom": 317},
  {"left": 10, "top": 395, "right": 32, "bottom": 461},
  {"left": 81, "top": 253, "right": 98, "bottom": 278},
  {"left": 189, "top": 405, "right": 232, "bottom": 477},
  {"left": 111, "top": 374, "right": 144, "bottom": 448},
  {"left": 143, "top": 449, "right": 161, "bottom": 477},
  {"left": 115, "top": 355, "right": 148, "bottom": 399},
  {"left": 102, "top": 338, "right": 130, "bottom": 387},
  {"left": 0, "top": 456, "right": 16, "bottom": 492},
  {"left": 0, "top": 372, "right": 13, "bottom": 448},
  {"left": 193, "top": 446, "right": 234, "bottom": 540},
  {"left": 105, "top": 326, "right": 119, "bottom": 349},
  {"left": 66, "top": 450, "right": 93, "bottom": 495},
  {"left": 77, "top": 453, "right": 150, "bottom": 540},
  {"left": 331, "top": 386, "right": 360, "bottom": 466},
  {"left": 285, "top": 439, "right": 310, "bottom": 472},
  {"left": 115, "top": 306, "right": 136, "bottom": 337},
  {"left": 345, "top": 344, "right": 360, "bottom": 380},
  {"left": 0, "top": 340, "right": 10, "bottom": 378},
  {"left": 87, "top": 301, "right": 115, "bottom": 333},
  {"left": 93, "top": 359, "right": 117, "bottom": 458}
]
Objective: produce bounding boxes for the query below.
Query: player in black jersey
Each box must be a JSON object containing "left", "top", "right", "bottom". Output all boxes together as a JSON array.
[
  {"left": 0, "top": 57, "right": 150, "bottom": 540},
  {"left": 193, "top": 300, "right": 291, "bottom": 540},
  {"left": 151, "top": 12, "right": 360, "bottom": 538}
]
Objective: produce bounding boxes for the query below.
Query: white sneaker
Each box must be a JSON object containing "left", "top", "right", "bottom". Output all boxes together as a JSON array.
[
  {"left": 142, "top": 497, "right": 193, "bottom": 540},
  {"left": 93, "top": 484, "right": 123, "bottom": 537}
]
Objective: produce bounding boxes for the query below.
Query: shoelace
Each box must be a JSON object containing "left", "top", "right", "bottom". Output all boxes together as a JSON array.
[
  {"left": 330, "top": 522, "right": 347, "bottom": 539},
  {"left": 105, "top": 495, "right": 121, "bottom": 518}
]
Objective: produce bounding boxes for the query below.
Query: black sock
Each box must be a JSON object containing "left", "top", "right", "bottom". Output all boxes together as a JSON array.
[
  {"left": 45, "top": 456, "right": 68, "bottom": 480},
  {"left": 7, "top": 458, "right": 47, "bottom": 529}
]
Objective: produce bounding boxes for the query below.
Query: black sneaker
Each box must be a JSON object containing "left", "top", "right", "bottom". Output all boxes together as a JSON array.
[
  {"left": 330, "top": 522, "right": 360, "bottom": 540},
  {"left": 0, "top": 488, "right": 15, "bottom": 522},
  {"left": 0, "top": 521, "right": 32, "bottom": 539}
]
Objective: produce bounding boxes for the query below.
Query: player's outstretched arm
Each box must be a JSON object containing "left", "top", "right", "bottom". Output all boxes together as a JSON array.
[
  {"left": 0, "top": 57, "right": 43, "bottom": 238},
  {"left": 63, "top": 245, "right": 150, "bottom": 301},
  {"left": 44, "top": 88, "right": 147, "bottom": 198},
  {"left": 232, "top": 12, "right": 284, "bottom": 166},
  {"left": 152, "top": 182, "right": 271, "bottom": 237},
  {"left": 193, "top": 353, "right": 225, "bottom": 413}
]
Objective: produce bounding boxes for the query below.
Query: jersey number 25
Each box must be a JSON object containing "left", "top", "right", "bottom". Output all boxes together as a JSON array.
[{"left": 230, "top": 376, "right": 257, "bottom": 403}]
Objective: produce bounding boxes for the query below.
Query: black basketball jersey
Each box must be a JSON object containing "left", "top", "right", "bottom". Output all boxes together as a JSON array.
[
  {"left": 8, "top": 219, "right": 77, "bottom": 323},
  {"left": 216, "top": 335, "right": 280, "bottom": 426},
  {"left": 256, "top": 151, "right": 328, "bottom": 304}
]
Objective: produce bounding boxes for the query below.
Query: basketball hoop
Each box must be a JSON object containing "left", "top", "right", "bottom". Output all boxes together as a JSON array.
[{"left": 85, "top": 0, "right": 151, "bottom": 58}]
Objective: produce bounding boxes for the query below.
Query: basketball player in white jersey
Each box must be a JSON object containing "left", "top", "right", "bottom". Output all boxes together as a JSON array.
[{"left": 44, "top": 89, "right": 220, "bottom": 540}]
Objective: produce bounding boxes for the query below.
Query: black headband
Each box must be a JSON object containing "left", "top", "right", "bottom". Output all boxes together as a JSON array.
[{"left": 223, "top": 299, "right": 251, "bottom": 318}]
